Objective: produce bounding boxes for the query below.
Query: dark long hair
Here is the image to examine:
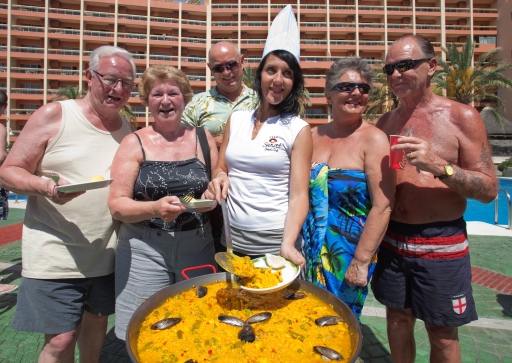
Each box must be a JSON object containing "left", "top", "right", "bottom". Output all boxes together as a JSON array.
[{"left": 254, "top": 49, "right": 304, "bottom": 117}]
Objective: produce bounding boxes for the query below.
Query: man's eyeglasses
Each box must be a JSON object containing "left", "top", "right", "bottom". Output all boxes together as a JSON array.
[
  {"left": 332, "top": 82, "right": 371, "bottom": 95},
  {"left": 211, "top": 61, "right": 239, "bottom": 74},
  {"left": 383, "top": 58, "right": 430, "bottom": 76},
  {"left": 92, "top": 70, "right": 135, "bottom": 90}
]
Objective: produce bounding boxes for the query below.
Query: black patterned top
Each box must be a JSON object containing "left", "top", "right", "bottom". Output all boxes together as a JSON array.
[{"left": 132, "top": 132, "right": 209, "bottom": 231}]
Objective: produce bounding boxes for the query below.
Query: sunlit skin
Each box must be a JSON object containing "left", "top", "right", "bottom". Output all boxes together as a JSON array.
[
  {"left": 208, "top": 42, "right": 245, "bottom": 102},
  {"left": 0, "top": 53, "right": 135, "bottom": 363},
  {"left": 259, "top": 54, "right": 294, "bottom": 112},
  {"left": 206, "top": 52, "right": 313, "bottom": 267},
  {"left": 313, "top": 68, "right": 395, "bottom": 288},
  {"left": 376, "top": 36, "right": 498, "bottom": 363},
  {"left": 86, "top": 56, "right": 133, "bottom": 115},
  {"left": 147, "top": 80, "right": 185, "bottom": 128},
  {"left": 385, "top": 42, "right": 432, "bottom": 102},
  {"left": 327, "top": 70, "right": 370, "bottom": 125}
]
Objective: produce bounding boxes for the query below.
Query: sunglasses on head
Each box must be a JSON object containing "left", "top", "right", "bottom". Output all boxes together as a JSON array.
[
  {"left": 332, "top": 82, "right": 371, "bottom": 95},
  {"left": 383, "top": 58, "right": 430, "bottom": 76},
  {"left": 211, "top": 61, "right": 239, "bottom": 74}
]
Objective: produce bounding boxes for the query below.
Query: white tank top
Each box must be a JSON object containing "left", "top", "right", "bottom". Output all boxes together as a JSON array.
[
  {"left": 22, "top": 100, "right": 132, "bottom": 278},
  {"left": 225, "top": 110, "right": 308, "bottom": 231}
]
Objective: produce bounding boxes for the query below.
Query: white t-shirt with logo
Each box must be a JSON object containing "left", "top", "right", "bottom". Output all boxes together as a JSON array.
[{"left": 225, "top": 110, "right": 309, "bottom": 231}]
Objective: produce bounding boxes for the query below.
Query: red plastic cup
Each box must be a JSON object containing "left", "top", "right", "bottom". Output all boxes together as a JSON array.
[{"left": 390, "top": 135, "right": 405, "bottom": 169}]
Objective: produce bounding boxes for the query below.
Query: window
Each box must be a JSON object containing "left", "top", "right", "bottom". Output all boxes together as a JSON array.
[
  {"left": 479, "top": 37, "right": 496, "bottom": 45},
  {"left": 20, "top": 64, "right": 40, "bottom": 69},
  {"left": 21, "top": 104, "right": 39, "bottom": 110},
  {"left": 20, "top": 84, "right": 40, "bottom": 89}
]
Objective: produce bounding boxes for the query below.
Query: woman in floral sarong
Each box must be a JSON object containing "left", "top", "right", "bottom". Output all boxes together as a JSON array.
[{"left": 302, "top": 58, "right": 396, "bottom": 320}]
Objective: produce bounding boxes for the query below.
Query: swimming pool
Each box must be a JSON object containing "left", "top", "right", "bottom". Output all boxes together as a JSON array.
[
  {"left": 8, "top": 193, "right": 28, "bottom": 201},
  {"left": 464, "top": 177, "right": 512, "bottom": 225},
  {"left": 5, "top": 179, "right": 511, "bottom": 225}
]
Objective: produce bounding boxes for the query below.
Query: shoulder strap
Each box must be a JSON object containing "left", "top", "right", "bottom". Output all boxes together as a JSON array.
[
  {"left": 133, "top": 132, "right": 146, "bottom": 161},
  {"left": 196, "top": 126, "right": 211, "bottom": 180}
]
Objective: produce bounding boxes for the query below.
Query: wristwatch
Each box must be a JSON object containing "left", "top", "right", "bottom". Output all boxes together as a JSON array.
[{"left": 434, "top": 164, "right": 454, "bottom": 180}]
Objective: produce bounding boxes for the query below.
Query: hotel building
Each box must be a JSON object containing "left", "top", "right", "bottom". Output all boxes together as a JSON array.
[{"left": 0, "top": 0, "right": 509, "bottom": 141}]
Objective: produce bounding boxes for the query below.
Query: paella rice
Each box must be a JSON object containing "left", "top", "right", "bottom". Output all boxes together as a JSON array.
[
  {"left": 232, "top": 256, "right": 283, "bottom": 288},
  {"left": 136, "top": 282, "right": 354, "bottom": 363}
]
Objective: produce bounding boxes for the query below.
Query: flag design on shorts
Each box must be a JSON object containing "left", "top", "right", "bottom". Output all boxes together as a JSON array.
[{"left": 452, "top": 295, "right": 467, "bottom": 315}]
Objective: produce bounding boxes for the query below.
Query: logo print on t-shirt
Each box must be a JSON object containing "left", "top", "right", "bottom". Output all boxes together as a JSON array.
[{"left": 263, "top": 136, "right": 284, "bottom": 152}]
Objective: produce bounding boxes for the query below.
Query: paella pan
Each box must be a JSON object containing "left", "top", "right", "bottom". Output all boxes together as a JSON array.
[{"left": 127, "top": 273, "right": 362, "bottom": 363}]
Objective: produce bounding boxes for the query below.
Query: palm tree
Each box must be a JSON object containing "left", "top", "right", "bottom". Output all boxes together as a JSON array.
[
  {"left": 118, "top": 103, "right": 138, "bottom": 128},
  {"left": 433, "top": 38, "right": 512, "bottom": 128},
  {"left": 51, "top": 86, "right": 86, "bottom": 102},
  {"left": 242, "top": 66, "right": 255, "bottom": 90},
  {"left": 364, "top": 66, "right": 400, "bottom": 121}
]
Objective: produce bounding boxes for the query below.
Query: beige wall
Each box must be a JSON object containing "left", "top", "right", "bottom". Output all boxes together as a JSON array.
[{"left": 497, "top": 0, "right": 512, "bottom": 121}]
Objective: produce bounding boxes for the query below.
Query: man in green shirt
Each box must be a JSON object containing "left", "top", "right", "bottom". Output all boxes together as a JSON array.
[{"left": 182, "top": 42, "right": 258, "bottom": 149}]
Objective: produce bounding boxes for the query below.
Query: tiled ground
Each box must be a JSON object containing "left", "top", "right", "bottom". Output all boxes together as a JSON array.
[{"left": 1, "top": 208, "right": 511, "bottom": 362}]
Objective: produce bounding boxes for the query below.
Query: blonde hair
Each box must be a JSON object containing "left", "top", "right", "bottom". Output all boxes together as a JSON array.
[{"left": 138, "top": 65, "right": 194, "bottom": 106}]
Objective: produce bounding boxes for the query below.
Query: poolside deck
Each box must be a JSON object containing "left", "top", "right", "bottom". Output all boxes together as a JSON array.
[{"left": 0, "top": 203, "right": 511, "bottom": 362}]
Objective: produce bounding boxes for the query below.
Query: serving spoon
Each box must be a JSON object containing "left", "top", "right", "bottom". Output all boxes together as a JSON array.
[{"left": 214, "top": 199, "right": 251, "bottom": 277}]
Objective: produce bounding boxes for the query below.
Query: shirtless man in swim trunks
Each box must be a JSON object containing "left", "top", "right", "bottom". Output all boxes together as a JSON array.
[{"left": 371, "top": 34, "right": 498, "bottom": 363}]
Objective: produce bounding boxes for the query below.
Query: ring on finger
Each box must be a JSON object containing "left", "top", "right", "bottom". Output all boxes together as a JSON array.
[{"left": 408, "top": 152, "right": 415, "bottom": 160}]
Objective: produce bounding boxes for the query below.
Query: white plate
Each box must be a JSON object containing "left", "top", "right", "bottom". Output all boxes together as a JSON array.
[
  {"left": 186, "top": 199, "right": 217, "bottom": 209},
  {"left": 56, "top": 179, "right": 114, "bottom": 193},
  {"left": 236, "top": 257, "right": 301, "bottom": 294}
]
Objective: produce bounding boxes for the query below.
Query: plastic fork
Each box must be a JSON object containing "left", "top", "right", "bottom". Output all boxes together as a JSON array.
[
  {"left": 170, "top": 192, "right": 195, "bottom": 205},
  {"left": 179, "top": 192, "right": 195, "bottom": 204}
]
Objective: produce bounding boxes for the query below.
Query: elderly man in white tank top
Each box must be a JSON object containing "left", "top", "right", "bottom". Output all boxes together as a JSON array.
[{"left": 0, "top": 46, "right": 134, "bottom": 363}]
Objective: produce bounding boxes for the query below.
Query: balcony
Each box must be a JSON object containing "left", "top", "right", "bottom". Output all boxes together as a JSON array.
[
  {"left": 12, "top": 25, "right": 44, "bottom": 33},
  {"left": 12, "top": 4, "right": 45, "bottom": 13},
  {"left": 83, "top": 30, "right": 115, "bottom": 38},
  {"left": 330, "top": 5, "right": 356, "bottom": 11},
  {"left": 117, "top": 14, "right": 148, "bottom": 22},
  {"left": 416, "top": 7, "right": 441, "bottom": 13},
  {"left": 359, "top": 6, "right": 384, "bottom": 11},
  {"left": 11, "top": 67, "right": 43, "bottom": 75},
  {"left": 329, "top": 22, "right": 356, "bottom": 29},
  {"left": 359, "top": 23, "right": 385, "bottom": 29},
  {"left": 49, "top": 27, "right": 81, "bottom": 36},
  {"left": 11, "top": 88, "right": 44, "bottom": 95},
  {"left": 301, "top": 4, "right": 328, "bottom": 10},
  {"left": 241, "top": 39, "right": 267, "bottom": 45},
  {"left": 47, "top": 68, "right": 81, "bottom": 76},
  {"left": 150, "top": 16, "right": 179, "bottom": 25},
  {"left": 11, "top": 46, "right": 44, "bottom": 54},
  {"left": 49, "top": 7, "right": 81, "bottom": 17},
  {"left": 445, "top": 7, "right": 470, "bottom": 13},
  {"left": 118, "top": 32, "right": 148, "bottom": 41},
  {"left": 180, "top": 56, "right": 206, "bottom": 63}
]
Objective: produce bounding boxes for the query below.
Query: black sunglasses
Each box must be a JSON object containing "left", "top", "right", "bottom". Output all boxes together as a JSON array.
[
  {"left": 332, "top": 82, "right": 371, "bottom": 95},
  {"left": 211, "top": 61, "right": 239, "bottom": 74},
  {"left": 383, "top": 58, "right": 430, "bottom": 76}
]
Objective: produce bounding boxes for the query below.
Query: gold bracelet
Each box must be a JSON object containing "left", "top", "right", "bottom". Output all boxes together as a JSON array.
[{"left": 215, "top": 171, "right": 227, "bottom": 178}]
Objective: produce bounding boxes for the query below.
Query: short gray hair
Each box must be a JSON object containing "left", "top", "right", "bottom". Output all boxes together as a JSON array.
[
  {"left": 89, "top": 46, "right": 136, "bottom": 78},
  {"left": 325, "top": 58, "right": 374, "bottom": 95}
]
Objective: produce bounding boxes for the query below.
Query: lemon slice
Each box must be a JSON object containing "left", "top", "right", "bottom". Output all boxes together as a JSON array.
[
  {"left": 265, "top": 253, "right": 286, "bottom": 269},
  {"left": 89, "top": 175, "right": 105, "bottom": 182}
]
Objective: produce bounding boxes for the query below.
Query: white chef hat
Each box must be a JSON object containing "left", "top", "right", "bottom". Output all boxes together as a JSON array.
[{"left": 262, "top": 5, "right": 300, "bottom": 62}]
